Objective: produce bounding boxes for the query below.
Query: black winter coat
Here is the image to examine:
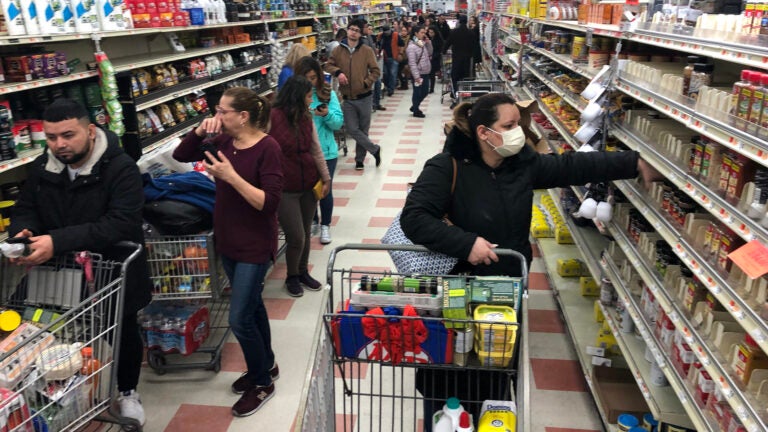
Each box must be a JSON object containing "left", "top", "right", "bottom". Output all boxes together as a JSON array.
[
  {"left": 400, "top": 126, "right": 639, "bottom": 275},
  {"left": 443, "top": 24, "right": 477, "bottom": 61},
  {"left": 9, "top": 129, "right": 152, "bottom": 314}
]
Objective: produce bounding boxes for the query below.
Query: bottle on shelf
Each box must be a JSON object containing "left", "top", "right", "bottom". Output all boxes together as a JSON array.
[
  {"left": 730, "top": 333, "right": 768, "bottom": 386},
  {"left": 80, "top": 346, "right": 102, "bottom": 402}
]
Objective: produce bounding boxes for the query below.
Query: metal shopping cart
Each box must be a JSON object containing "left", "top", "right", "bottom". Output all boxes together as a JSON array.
[
  {"left": 141, "top": 233, "right": 230, "bottom": 374},
  {"left": 0, "top": 242, "right": 143, "bottom": 432},
  {"left": 440, "top": 52, "right": 454, "bottom": 105},
  {"left": 456, "top": 79, "right": 507, "bottom": 104},
  {"left": 294, "top": 243, "right": 531, "bottom": 432}
]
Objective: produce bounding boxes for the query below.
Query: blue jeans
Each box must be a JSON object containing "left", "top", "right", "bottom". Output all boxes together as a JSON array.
[
  {"left": 221, "top": 256, "right": 274, "bottom": 386},
  {"left": 411, "top": 75, "right": 430, "bottom": 114},
  {"left": 373, "top": 79, "right": 383, "bottom": 107},
  {"left": 384, "top": 58, "right": 398, "bottom": 93},
  {"left": 319, "top": 157, "right": 337, "bottom": 226}
]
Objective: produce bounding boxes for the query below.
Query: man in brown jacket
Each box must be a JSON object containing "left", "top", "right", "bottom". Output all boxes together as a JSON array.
[{"left": 325, "top": 18, "right": 382, "bottom": 171}]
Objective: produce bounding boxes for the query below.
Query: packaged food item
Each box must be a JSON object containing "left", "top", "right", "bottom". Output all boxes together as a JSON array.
[
  {"left": 478, "top": 400, "right": 516, "bottom": 432},
  {"left": 156, "top": 104, "right": 176, "bottom": 127},
  {"left": 144, "top": 108, "right": 165, "bottom": 133},
  {"left": 171, "top": 100, "right": 187, "bottom": 122},
  {"left": 556, "top": 258, "right": 584, "bottom": 277}
]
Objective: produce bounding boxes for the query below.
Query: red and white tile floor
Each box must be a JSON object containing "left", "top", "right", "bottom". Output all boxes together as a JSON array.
[{"left": 134, "top": 89, "right": 603, "bottom": 432}]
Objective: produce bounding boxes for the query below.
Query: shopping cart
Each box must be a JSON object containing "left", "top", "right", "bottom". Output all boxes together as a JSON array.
[
  {"left": 440, "top": 51, "right": 453, "bottom": 104},
  {"left": 456, "top": 79, "right": 507, "bottom": 104},
  {"left": 141, "top": 233, "right": 230, "bottom": 374},
  {"left": 0, "top": 242, "right": 143, "bottom": 432},
  {"left": 294, "top": 243, "right": 531, "bottom": 432},
  {"left": 335, "top": 125, "right": 348, "bottom": 156}
]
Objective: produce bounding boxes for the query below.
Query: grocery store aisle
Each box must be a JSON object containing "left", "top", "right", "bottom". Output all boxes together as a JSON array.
[{"left": 130, "top": 87, "right": 602, "bottom": 432}]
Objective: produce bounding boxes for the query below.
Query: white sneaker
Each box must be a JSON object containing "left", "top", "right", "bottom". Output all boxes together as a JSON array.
[
  {"left": 311, "top": 223, "right": 320, "bottom": 236},
  {"left": 320, "top": 225, "right": 332, "bottom": 244},
  {"left": 118, "top": 390, "right": 146, "bottom": 426}
]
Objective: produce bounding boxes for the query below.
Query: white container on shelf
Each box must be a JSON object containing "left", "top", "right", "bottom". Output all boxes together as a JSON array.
[
  {"left": 0, "top": 0, "right": 27, "bottom": 35},
  {"left": 19, "top": 0, "right": 40, "bottom": 34},
  {"left": 34, "top": 0, "right": 75, "bottom": 33},
  {"left": 70, "top": 0, "right": 100, "bottom": 33},
  {"left": 96, "top": 0, "right": 125, "bottom": 31}
]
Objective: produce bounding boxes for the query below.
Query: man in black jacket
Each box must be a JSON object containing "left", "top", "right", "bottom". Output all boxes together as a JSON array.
[
  {"left": 9, "top": 99, "right": 152, "bottom": 427},
  {"left": 443, "top": 14, "right": 476, "bottom": 104}
]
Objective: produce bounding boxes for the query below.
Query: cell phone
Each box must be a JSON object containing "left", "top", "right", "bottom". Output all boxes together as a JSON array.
[
  {"left": 316, "top": 103, "right": 327, "bottom": 111},
  {"left": 6, "top": 237, "right": 32, "bottom": 244},
  {"left": 200, "top": 142, "right": 221, "bottom": 163}
]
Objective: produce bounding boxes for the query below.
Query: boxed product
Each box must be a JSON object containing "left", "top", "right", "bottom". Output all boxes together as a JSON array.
[
  {"left": 469, "top": 276, "right": 523, "bottom": 305},
  {"left": 580, "top": 276, "right": 600, "bottom": 296},
  {"left": 139, "top": 303, "right": 210, "bottom": 355},
  {"left": 557, "top": 258, "right": 585, "bottom": 277},
  {"left": 442, "top": 276, "right": 469, "bottom": 328},
  {"left": 592, "top": 366, "right": 650, "bottom": 422},
  {"left": 331, "top": 302, "right": 453, "bottom": 365},
  {"left": 473, "top": 304, "right": 517, "bottom": 353},
  {"left": 0, "top": 323, "right": 56, "bottom": 388}
]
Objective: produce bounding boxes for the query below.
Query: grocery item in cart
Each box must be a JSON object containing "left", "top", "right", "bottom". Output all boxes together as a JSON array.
[
  {"left": 0, "top": 388, "right": 33, "bottom": 432},
  {"left": 478, "top": 400, "right": 516, "bottom": 432},
  {"left": 332, "top": 302, "right": 454, "bottom": 364},
  {"left": 473, "top": 305, "right": 518, "bottom": 368},
  {"left": 139, "top": 303, "right": 210, "bottom": 355},
  {"left": 0, "top": 323, "right": 55, "bottom": 388}
]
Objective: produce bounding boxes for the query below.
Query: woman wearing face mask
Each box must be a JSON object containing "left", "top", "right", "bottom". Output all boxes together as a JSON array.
[
  {"left": 406, "top": 25, "right": 432, "bottom": 118},
  {"left": 401, "top": 92, "right": 661, "bottom": 430}
]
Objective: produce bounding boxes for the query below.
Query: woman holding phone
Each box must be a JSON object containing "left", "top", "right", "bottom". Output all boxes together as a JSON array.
[{"left": 294, "top": 56, "right": 344, "bottom": 245}]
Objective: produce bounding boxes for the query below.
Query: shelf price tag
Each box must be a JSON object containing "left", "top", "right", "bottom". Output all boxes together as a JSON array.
[
  {"left": 749, "top": 328, "right": 766, "bottom": 343},
  {"left": 697, "top": 346, "right": 711, "bottom": 365},
  {"left": 719, "top": 376, "right": 734, "bottom": 398},
  {"left": 728, "top": 240, "right": 768, "bottom": 279}
]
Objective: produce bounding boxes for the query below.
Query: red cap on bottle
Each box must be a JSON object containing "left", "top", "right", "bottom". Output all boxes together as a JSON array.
[
  {"left": 749, "top": 71, "right": 761, "bottom": 84},
  {"left": 761, "top": 73, "right": 768, "bottom": 87},
  {"left": 742, "top": 70, "right": 751, "bottom": 81},
  {"left": 459, "top": 411, "right": 471, "bottom": 428}
]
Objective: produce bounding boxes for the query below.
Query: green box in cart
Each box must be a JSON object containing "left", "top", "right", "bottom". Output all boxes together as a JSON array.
[
  {"left": 470, "top": 276, "right": 521, "bottom": 306},
  {"left": 442, "top": 277, "right": 469, "bottom": 328}
]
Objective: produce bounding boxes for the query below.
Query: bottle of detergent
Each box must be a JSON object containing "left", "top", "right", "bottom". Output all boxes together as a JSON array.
[{"left": 433, "top": 397, "right": 467, "bottom": 431}]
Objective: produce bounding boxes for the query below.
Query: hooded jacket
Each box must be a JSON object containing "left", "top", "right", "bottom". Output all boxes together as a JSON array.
[
  {"left": 406, "top": 37, "right": 433, "bottom": 78},
  {"left": 310, "top": 89, "right": 344, "bottom": 160},
  {"left": 400, "top": 126, "right": 639, "bottom": 275},
  {"left": 9, "top": 128, "right": 152, "bottom": 314},
  {"left": 324, "top": 39, "right": 381, "bottom": 99}
]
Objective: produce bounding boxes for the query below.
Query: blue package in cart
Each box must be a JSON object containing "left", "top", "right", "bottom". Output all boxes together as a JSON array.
[{"left": 332, "top": 303, "right": 454, "bottom": 365}]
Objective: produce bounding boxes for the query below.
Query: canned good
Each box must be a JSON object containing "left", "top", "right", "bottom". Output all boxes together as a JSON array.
[
  {"left": 571, "top": 36, "right": 588, "bottom": 64},
  {"left": 599, "top": 277, "right": 614, "bottom": 305}
]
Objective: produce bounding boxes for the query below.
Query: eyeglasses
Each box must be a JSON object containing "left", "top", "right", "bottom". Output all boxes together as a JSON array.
[
  {"left": 215, "top": 106, "right": 237, "bottom": 115},
  {"left": 347, "top": 27, "right": 361, "bottom": 33}
]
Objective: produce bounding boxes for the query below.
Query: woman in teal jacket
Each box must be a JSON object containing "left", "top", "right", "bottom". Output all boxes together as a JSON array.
[{"left": 295, "top": 56, "right": 344, "bottom": 244}]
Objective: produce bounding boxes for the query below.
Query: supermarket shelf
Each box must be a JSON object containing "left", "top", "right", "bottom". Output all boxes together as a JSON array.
[
  {"left": 611, "top": 123, "right": 768, "bottom": 245},
  {"left": 611, "top": 177, "right": 768, "bottom": 373},
  {"left": 630, "top": 23, "right": 768, "bottom": 71},
  {"left": 604, "top": 207, "right": 768, "bottom": 432},
  {"left": 0, "top": 71, "right": 99, "bottom": 96},
  {"left": 523, "top": 61, "right": 586, "bottom": 112},
  {"left": 259, "top": 84, "right": 277, "bottom": 97},
  {"left": 0, "top": 148, "right": 45, "bottom": 175},
  {"left": 521, "top": 85, "right": 582, "bottom": 151},
  {"left": 600, "top": 255, "right": 709, "bottom": 431},
  {"left": 139, "top": 116, "right": 202, "bottom": 153},
  {"left": 276, "top": 33, "right": 318, "bottom": 43},
  {"left": 615, "top": 77, "right": 768, "bottom": 168},
  {"left": 598, "top": 301, "right": 696, "bottom": 429},
  {"left": 135, "top": 60, "right": 271, "bottom": 111},
  {"left": 499, "top": 53, "right": 521, "bottom": 72},
  {"left": 0, "top": 15, "right": 332, "bottom": 46},
  {"left": 110, "top": 42, "right": 261, "bottom": 73},
  {"left": 532, "top": 48, "right": 599, "bottom": 80},
  {"left": 538, "top": 190, "right": 617, "bottom": 432}
]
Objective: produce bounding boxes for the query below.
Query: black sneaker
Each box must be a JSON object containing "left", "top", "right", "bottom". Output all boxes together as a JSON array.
[
  {"left": 299, "top": 272, "right": 322, "bottom": 291},
  {"left": 374, "top": 105, "right": 387, "bottom": 111},
  {"left": 232, "top": 383, "right": 275, "bottom": 417},
  {"left": 355, "top": 162, "right": 364, "bottom": 170},
  {"left": 373, "top": 149, "right": 382, "bottom": 167},
  {"left": 285, "top": 276, "right": 303, "bottom": 297},
  {"left": 413, "top": 111, "right": 426, "bottom": 118},
  {"left": 232, "top": 364, "right": 279, "bottom": 394}
]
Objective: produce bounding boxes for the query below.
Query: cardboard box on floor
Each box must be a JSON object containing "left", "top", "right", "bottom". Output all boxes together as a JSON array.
[
  {"left": 592, "top": 365, "right": 649, "bottom": 423},
  {"left": 443, "top": 99, "right": 550, "bottom": 153}
]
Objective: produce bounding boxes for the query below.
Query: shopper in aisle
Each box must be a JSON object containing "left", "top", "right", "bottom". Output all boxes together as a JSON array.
[
  {"left": 361, "top": 22, "right": 386, "bottom": 112},
  {"left": 325, "top": 28, "right": 346, "bottom": 60},
  {"left": 406, "top": 25, "right": 433, "bottom": 118},
  {"left": 324, "top": 18, "right": 382, "bottom": 171},
  {"left": 400, "top": 93, "right": 661, "bottom": 430},
  {"left": 270, "top": 76, "right": 331, "bottom": 296},
  {"left": 468, "top": 15, "right": 482, "bottom": 76},
  {"left": 9, "top": 98, "right": 152, "bottom": 427},
  {"left": 443, "top": 14, "right": 476, "bottom": 105},
  {"left": 397, "top": 23, "right": 411, "bottom": 91},
  {"left": 173, "top": 87, "right": 282, "bottom": 417},
  {"left": 378, "top": 25, "right": 404, "bottom": 97},
  {"left": 436, "top": 14, "right": 451, "bottom": 41},
  {"left": 427, "top": 25, "right": 444, "bottom": 94},
  {"left": 277, "top": 43, "right": 311, "bottom": 90},
  {"left": 295, "top": 57, "right": 344, "bottom": 245}
]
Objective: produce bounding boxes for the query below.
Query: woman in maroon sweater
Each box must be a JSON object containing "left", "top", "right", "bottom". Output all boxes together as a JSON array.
[
  {"left": 173, "top": 87, "right": 282, "bottom": 417},
  {"left": 271, "top": 75, "right": 331, "bottom": 297}
]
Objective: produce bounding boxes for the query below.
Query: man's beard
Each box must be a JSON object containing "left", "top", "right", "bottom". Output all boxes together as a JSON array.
[{"left": 54, "top": 140, "right": 91, "bottom": 166}]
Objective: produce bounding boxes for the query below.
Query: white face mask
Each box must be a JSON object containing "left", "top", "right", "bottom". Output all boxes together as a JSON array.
[{"left": 485, "top": 126, "right": 526, "bottom": 157}]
